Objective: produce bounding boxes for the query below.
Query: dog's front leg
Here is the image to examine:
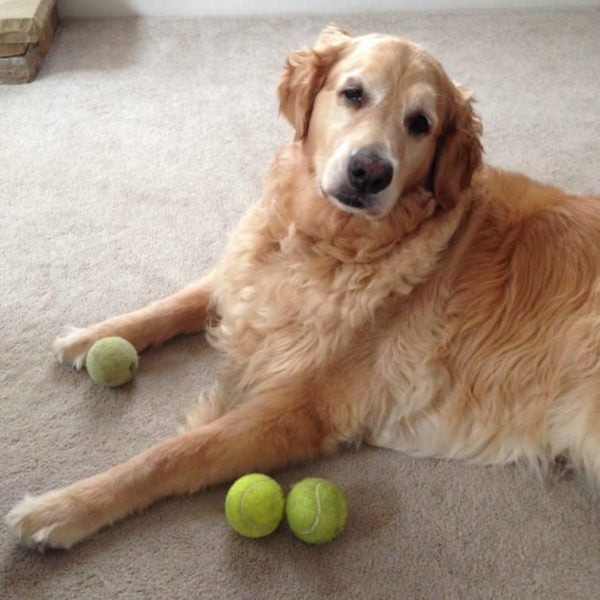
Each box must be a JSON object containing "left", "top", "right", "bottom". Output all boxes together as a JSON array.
[
  {"left": 5, "top": 389, "right": 339, "bottom": 550},
  {"left": 54, "top": 272, "right": 217, "bottom": 368}
]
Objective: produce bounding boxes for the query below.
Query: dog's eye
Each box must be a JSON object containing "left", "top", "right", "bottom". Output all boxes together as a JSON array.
[
  {"left": 342, "top": 86, "right": 364, "bottom": 106},
  {"left": 406, "top": 112, "right": 431, "bottom": 136}
]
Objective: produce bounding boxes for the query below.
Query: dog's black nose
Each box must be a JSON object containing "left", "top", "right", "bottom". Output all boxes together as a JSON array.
[{"left": 347, "top": 149, "right": 393, "bottom": 195}]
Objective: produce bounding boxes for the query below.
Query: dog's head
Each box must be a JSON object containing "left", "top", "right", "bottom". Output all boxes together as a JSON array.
[{"left": 278, "top": 27, "right": 483, "bottom": 217}]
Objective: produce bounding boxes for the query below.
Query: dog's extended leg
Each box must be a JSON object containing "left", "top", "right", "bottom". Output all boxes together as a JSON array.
[
  {"left": 54, "top": 272, "right": 216, "bottom": 368},
  {"left": 5, "top": 388, "right": 340, "bottom": 550}
]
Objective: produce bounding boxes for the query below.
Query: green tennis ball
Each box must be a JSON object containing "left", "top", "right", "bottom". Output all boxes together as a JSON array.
[
  {"left": 285, "top": 477, "right": 347, "bottom": 544},
  {"left": 85, "top": 337, "right": 139, "bottom": 387},
  {"left": 225, "top": 473, "right": 285, "bottom": 538}
]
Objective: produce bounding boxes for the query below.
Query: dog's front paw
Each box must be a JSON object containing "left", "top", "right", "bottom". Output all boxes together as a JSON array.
[
  {"left": 53, "top": 326, "right": 94, "bottom": 369},
  {"left": 5, "top": 492, "right": 90, "bottom": 551}
]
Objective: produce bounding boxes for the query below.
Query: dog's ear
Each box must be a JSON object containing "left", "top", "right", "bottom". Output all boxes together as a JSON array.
[
  {"left": 430, "top": 84, "right": 483, "bottom": 209},
  {"left": 278, "top": 27, "right": 351, "bottom": 141},
  {"left": 316, "top": 25, "right": 352, "bottom": 48}
]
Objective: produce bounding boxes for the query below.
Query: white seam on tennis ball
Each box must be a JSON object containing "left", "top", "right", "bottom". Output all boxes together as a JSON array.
[
  {"left": 301, "top": 482, "right": 323, "bottom": 535},
  {"left": 238, "top": 480, "right": 265, "bottom": 529}
]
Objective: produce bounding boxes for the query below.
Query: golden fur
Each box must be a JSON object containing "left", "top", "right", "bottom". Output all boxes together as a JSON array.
[{"left": 6, "top": 27, "right": 599, "bottom": 550}]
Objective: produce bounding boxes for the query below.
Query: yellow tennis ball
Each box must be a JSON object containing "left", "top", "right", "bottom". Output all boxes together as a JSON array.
[
  {"left": 225, "top": 473, "right": 285, "bottom": 538},
  {"left": 285, "top": 477, "right": 347, "bottom": 544},
  {"left": 85, "top": 337, "right": 139, "bottom": 387}
]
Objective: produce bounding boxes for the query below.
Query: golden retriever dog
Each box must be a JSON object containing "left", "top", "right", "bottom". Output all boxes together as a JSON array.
[{"left": 6, "top": 27, "right": 600, "bottom": 550}]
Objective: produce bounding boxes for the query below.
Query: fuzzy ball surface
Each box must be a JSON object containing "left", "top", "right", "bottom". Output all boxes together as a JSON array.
[
  {"left": 225, "top": 473, "right": 285, "bottom": 538},
  {"left": 85, "top": 337, "right": 139, "bottom": 387},
  {"left": 285, "top": 477, "right": 347, "bottom": 544}
]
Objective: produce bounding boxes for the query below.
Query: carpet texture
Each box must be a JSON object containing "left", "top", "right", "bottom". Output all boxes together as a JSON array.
[{"left": 1, "top": 9, "right": 599, "bottom": 600}]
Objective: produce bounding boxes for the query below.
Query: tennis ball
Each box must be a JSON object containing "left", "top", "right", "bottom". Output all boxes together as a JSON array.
[
  {"left": 285, "top": 477, "right": 347, "bottom": 544},
  {"left": 85, "top": 337, "right": 139, "bottom": 387},
  {"left": 225, "top": 473, "right": 285, "bottom": 538}
]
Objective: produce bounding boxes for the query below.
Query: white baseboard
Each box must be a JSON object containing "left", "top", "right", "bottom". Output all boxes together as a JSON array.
[{"left": 57, "top": 0, "right": 600, "bottom": 18}]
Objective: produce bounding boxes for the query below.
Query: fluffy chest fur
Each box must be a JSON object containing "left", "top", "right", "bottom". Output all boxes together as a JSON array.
[{"left": 210, "top": 144, "right": 467, "bottom": 418}]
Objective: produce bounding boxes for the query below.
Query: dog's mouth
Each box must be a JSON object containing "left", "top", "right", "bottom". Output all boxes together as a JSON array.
[
  {"left": 321, "top": 186, "right": 386, "bottom": 218},
  {"left": 334, "top": 191, "right": 369, "bottom": 209}
]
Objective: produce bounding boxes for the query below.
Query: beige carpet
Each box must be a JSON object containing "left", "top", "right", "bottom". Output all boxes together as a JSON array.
[{"left": 1, "top": 9, "right": 600, "bottom": 600}]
